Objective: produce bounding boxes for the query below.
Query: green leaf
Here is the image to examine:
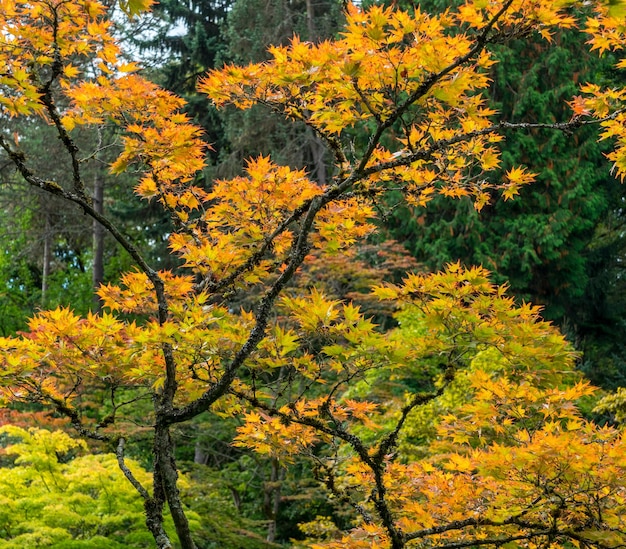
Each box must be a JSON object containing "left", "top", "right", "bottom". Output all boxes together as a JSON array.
[{"left": 118, "top": 0, "right": 153, "bottom": 17}]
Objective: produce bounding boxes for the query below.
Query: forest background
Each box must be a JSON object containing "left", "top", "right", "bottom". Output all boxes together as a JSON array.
[{"left": 1, "top": 0, "right": 626, "bottom": 547}]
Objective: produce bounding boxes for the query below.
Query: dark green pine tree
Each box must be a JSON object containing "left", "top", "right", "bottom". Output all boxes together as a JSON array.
[
  {"left": 131, "top": 0, "right": 232, "bottom": 152},
  {"left": 217, "top": 0, "right": 345, "bottom": 181}
]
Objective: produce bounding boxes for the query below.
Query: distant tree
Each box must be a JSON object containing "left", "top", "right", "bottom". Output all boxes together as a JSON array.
[{"left": 131, "top": 0, "right": 232, "bottom": 148}]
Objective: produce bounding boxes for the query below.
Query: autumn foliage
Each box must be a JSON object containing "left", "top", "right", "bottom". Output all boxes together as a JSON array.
[{"left": 1, "top": 0, "right": 626, "bottom": 548}]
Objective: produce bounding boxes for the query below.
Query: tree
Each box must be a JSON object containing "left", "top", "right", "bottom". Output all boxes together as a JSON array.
[
  {"left": 1, "top": 1, "right": 626, "bottom": 548},
  {"left": 217, "top": 0, "right": 344, "bottom": 180}
]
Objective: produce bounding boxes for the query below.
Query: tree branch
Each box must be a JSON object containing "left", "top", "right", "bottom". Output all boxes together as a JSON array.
[
  {"left": 363, "top": 112, "right": 625, "bottom": 177},
  {"left": 39, "top": 3, "right": 88, "bottom": 202},
  {"left": 116, "top": 437, "right": 150, "bottom": 500},
  {"left": 375, "top": 385, "right": 446, "bottom": 464},
  {"left": 168, "top": 195, "right": 327, "bottom": 424},
  {"left": 355, "top": 0, "right": 515, "bottom": 176},
  {"left": 430, "top": 531, "right": 553, "bottom": 549}
]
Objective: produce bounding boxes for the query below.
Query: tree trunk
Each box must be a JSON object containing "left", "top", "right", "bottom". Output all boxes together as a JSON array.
[
  {"left": 193, "top": 441, "right": 209, "bottom": 465},
  {"left": 306, "top": 127, "right": 327, "bottom": 186},
  {"left": 92, "top": 172, "right": 105, "bottom": 313},
  {"left": 264, "top": 457, "right": 283, "bottom": 543},
  {"left": 41, "top": 212, "right": 51, "bottom": 308},
  {"left": 154, "top": 421, "right": 197, "bottom": 549},
  {"left": 143, "top": 495, "right": 175, "bottom": 549},
  {"left": 305, "top": 0, "right": 316, "bottom": 40}
]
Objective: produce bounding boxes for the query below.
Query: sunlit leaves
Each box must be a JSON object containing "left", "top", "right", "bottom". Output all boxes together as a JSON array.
[
  {"left": 502, "top": 166, "right": 537, "bottom": 200},
  {"left": 0, "top": 0, "right": 118, "bottom": 117},
  {"left": 281, "top": 288, "right": 343, "bottom": 333},
  {"left": 168, "top": 157, "right": 320, "bottom": 280},
  {"left": 167, "top": 156, "right": 374, "bottom": 283},
  {"left": 373, "top": 263, "right": 573, "bottom": 371},
  {"left": 294, "top": 265, "right": 605, "bottom": 548},
  {"left": 314, "top": 197, "right": 376, "bottom": 251},
  {"left": 234, "top": 410, "right": 319, "bottom": 461},
  {"left": 98, "top": 270, "right": 195, "bottom": 314},
  {"left": 63, "top": 74, "right": 208, "bottom": 214}
]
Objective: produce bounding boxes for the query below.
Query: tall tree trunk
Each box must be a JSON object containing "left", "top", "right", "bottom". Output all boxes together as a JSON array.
[
  {"left": 264, "top": 457, "right": 283, "bottom": 543},
  {"left": 92, "top": 172, "right": 105, "bottom": 313},
  {"left": 154, "top": 421, "right": 197, "bottom": 549},
  {"left": 305, "top": 0, "right": 316, "bottom": 40},
  {"left": 41, "top": 212, "right": 51, "bottom": 308},
  {"left": 193, "top": 441, "right": 209, "bottom": 465}
]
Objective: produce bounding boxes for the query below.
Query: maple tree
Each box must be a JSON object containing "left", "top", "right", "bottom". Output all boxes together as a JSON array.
[{"left": 1, "top": 0, "right": 626, "bottom": 548}]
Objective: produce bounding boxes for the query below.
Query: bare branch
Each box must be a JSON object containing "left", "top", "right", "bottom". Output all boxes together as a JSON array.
[{"left": 116, "top": 437, "right": 150, "bottom": 500}]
